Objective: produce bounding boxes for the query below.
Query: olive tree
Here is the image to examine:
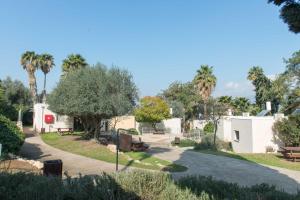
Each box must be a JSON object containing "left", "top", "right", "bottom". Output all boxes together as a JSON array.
[{"left": 47, "top": 64, "right": 138, "bottom": 138}]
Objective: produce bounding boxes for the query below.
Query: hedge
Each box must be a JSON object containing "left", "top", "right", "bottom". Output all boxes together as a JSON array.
[
  {"left": 0, "top": 171, "right": 298, "bottom": 200},
  {"left": 0, "top": 115, "right": 25, "bottom": 155}
]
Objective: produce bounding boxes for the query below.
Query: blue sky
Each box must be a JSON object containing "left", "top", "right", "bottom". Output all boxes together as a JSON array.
[{"left": 0, "top": 0, "right": 299, "bottom": 100}]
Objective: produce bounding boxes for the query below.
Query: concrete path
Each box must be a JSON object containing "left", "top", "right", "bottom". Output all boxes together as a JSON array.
[
  {"left": 20, "top": 128, "right": 300, "bottom": 194},
  {"left": 148, "top": 145, "right": 300, "bottom": 194},
  {"left": 20, "top": 128, "right": 129, "bottom": 176}
]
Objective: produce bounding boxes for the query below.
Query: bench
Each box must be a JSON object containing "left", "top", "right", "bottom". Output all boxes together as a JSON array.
[
  {"left": 280, "top": 147, "right": 300, "bottom": 162},
  {"left": 57, "top": 128, "right": 73, "bottom": 136}
]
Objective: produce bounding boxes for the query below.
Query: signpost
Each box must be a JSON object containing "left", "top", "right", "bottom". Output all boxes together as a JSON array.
[{"left": 0, "top": 143, "right": 2, "bottom": 157}]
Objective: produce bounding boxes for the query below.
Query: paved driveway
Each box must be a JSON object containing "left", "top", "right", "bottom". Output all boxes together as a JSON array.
[{"left": 148, "top": 146, "right": 300, "bottom": 194}]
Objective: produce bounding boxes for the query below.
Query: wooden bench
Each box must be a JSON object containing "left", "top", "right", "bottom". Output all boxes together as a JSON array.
[
  {"left": 57, "top": 128, "right": 73, "bottom": 136},
  {"left": 280, "top": 147, "right": 300, "bottom": 162}
]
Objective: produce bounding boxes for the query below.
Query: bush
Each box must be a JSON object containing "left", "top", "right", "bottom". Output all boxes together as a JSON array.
[
  {"left": 127, "top": 128, "right": 139, "bottom": 135},
  {"left": 171, "top": 139, "right": 196, "bottom": 147},
  {"left": 194, "top": 134, "right": 232, "bottom": 151},
  {"left": 0, "top": 171, "right": 298, "bottom": 200},
  {"left": 0, "top": 115, "right": 25, "bottom": 155},
  {"left": 203, "top": 122, "right": 214, "bottom": 134},
  {"left": 274, "top": 114, "right": 300, "bottom": 146}
]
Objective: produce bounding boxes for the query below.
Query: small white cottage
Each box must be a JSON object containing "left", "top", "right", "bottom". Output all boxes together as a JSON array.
[
  {"left": 217, "top": 114, "right": 284, "bottom": 153},
  {"left": 33, "top": 103, "right": 73, "bottom": 133}
]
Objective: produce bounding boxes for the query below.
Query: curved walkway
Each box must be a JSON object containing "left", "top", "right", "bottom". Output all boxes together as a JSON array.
[
  {"left": 20, "top": 128, "right": 128, "bottom": 176},
  {"left": 20, "top": 128, "right": 300, "bottom": 194}
]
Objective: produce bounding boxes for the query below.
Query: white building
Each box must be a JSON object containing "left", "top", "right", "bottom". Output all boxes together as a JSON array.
[
  {"left": 33, "top": 103, "right": 73, "bottom": 133},
  {"left": 217, "top": 115, "right": 284, "bottom": 153}
]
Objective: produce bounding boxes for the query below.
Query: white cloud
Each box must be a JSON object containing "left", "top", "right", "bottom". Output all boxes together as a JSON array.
[
  {"left": 266, "top": 74, "right": 277, "bottom": 81},
  {"left": 225, "top": 81, "right": 240, "bottom": 89},
  {"left": 213, "top": 81, "right": 255, "bottom": 102}
]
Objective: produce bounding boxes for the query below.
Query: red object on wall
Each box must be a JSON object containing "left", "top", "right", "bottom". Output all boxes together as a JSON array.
[{"left": 45, "top": 114, "right": 54, "bottom": 124}]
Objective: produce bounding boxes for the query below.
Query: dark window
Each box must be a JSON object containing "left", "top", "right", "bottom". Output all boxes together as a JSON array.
[{"left": 234, "top": 130, "right": 240, "bottom": 142}]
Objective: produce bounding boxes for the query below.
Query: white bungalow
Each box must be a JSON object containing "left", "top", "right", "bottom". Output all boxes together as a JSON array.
[{"left": 33, "top": 103, "right": 73, "bottom": 133}]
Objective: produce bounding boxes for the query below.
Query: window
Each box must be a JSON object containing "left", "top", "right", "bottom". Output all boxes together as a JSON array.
[{"left": 234, "top": 130, "right": 240, "bottom": 142}]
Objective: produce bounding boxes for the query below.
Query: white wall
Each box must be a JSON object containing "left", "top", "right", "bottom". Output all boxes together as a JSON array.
[
  {"left": 216, "top": 117, "right": 232, "bottom": 142},
  {"left": 162, "top": 118, "right": 181, "bottom": 135},
  {"left": 231, "top": 118, "right": 254, "bottom": 153},
  {"left": 251, "top": 118, "right": 281, "bottom": 153},
  {"left": 33, "top": 103, "right": 73, "bottom": 133}
]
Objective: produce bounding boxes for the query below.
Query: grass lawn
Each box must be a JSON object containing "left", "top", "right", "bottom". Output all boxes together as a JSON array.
[
  {"left": 195, "top": 149, "right": 300, "bottom": 171},
  {"left": 41, "top": 133, "right": 187, "bottom": 172}
]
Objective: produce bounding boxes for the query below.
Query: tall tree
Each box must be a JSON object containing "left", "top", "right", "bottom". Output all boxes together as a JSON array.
[
  {"left": 193, "top": 65, "right": 217, "bottom": 118},
  {"left": 20, "top": 51, "right": 39, "bottom": 104},
  {"left": 38, "top": 53, "right": 55, "bottom": 102},
  {"left": 62, "top": 54, "right": 88, "bottom": 75},
  {"left": 247, "top": 66, "right": 272, "bottom": 109},
  {"left": 160, "top": 81, "right": 201, "bottom": 120},
  {"left": 48, "top": 64, "right": 138, "bottom": 138},
  {"left": 268, "top": 0, "right": 300, "bottom": 33}
]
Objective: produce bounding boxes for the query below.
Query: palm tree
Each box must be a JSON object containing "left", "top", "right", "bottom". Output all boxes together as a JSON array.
[
  {"left": 247, "top": 66, "right": 272, "bottom": 109},
  {"left": 232, "top": 97, "right": 250, "bottom": 115},
  {"left": 194, "top": 65, "right": 217, "bottom": 118},
  {"left": 20, "top": 51, "right": 39, "bottom": 104},
  {"left": 38, "top": 53, "right": 55, "bottom": 102},
  {"left": 62, "top": 54, "right": 87, "bottom": 76}
]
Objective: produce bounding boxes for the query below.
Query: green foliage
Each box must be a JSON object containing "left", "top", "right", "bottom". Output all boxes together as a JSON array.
[
  {"left": 274, "top": 114, "right": 300, "bottom": 146},
  {"left": 0, "top": 115, "right": 25, "bottom": 154},
  {"left": 134, "top": 96, "right": 171, "bottom": 126},
  {"left": 232, "top": 97, "right": 250, "bottom": 115},
  {"left": 161, "top": 81, "right": 201, "bottom": 120},
  {"left": 171, "top": 139, "right": 196, "bottom": 147},
  {"left": 0, "top": 171, "right": 298, "bottom": 200},
  {"left": 62, "top": 54, "right": 88, "bottom": 75},
  {"left": 203, "top": 122, "right": 214, "bottom": 134},
  {"left": 168, "top": 100, "right": 185, "bottom": 118},
  {"left": 194, "top": 135, "right": 232, "bottom": 151},
  {"left": 127, "top": 128, "right": 139, "bottom": 135},
  {"left": 269, "top": 0, "right": 300, "bottom": 33},
  {"left": 193, "top": 65, "right": 217, "bottom": 102},
  {"left": 48, "top": 65, "right": 138, "bottom": 136},
  {"left": 248, "top": 66, "right": 272, "bottom": 109},
  {"left": 0, "top": 77, "right": 32, "bottom": 122}
]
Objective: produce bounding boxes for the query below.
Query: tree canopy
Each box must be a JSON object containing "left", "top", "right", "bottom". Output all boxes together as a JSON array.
[
  {"left": 62, "top": 54, "right": 88, "bottom": 76},
  {"left": 160, "top": 81, "right": 201, "bottom": 120},
  {"left": 269, "top": 0, "right": 300, "bottom": 33},
  {"left": 48, "top": 64, "right": 138, "bottom": 136},
  {"left": 134, "top": 96, "right": 171, "bottom": 129}
]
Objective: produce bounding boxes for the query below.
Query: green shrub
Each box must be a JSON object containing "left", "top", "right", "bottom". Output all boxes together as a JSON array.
[
  {"left": 171, "top": 139, "right": 196, "bottom": 147},
  {"left": 194, "top": 134, "right": 232, "bottom": 151},
  {"left": 274, "top": 114, "right": 300, "bottom": 146},
  {"left": 127, "top": 128, "right": 139, "bottom": 135},
  {"left": 203, "top": 122, "right": 214, "bottom": 134},
  {"left": 0, "top": 171, "right": 298, "bottom": 200},
  {"left": 0, "top": 115, "right": 25, "bottom": 155}
]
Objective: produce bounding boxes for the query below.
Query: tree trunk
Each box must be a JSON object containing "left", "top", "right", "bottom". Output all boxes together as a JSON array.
[
  {"left": 43, "top": 73, "right": 47, "bottom": 103},
  {"left": 152, "top": 123, "right": 157, "bottom": 132},
  {"left": 213, "top": 121, "right": 218, "bottom": 147},
  {"left": 204, "top": 102, "right": 207, "bottom": 119},
  {"left": 28, "top": 71, "right": 38, "bottom": 104}
]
